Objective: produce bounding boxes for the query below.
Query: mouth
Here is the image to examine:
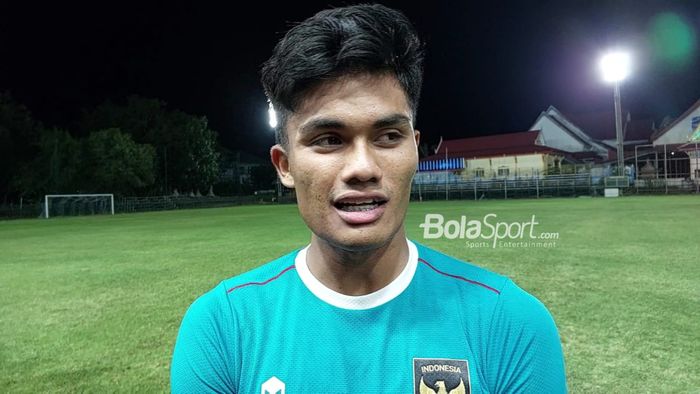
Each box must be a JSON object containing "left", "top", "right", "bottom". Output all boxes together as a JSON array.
[
  {"left": 332, "top": 195, "right": 389, "bottom": 225},
  {"left": 333, "top": 198, "right": 388, "bottom": 212}
]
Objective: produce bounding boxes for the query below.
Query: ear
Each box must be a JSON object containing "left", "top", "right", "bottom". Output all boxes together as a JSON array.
[
  {"left": 270, "top": 144, "right": 295, "bottom": 188},
  {"left": 414, "top": 129, "right": 421, "bottom": 147}
]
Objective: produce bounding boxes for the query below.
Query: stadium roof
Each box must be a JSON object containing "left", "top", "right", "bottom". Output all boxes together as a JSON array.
[
  {"left": 423, "top": 131, "right": 567, "bottom": 161},
  {"left": 564, "top": 111, "right": 655, "bottom": 142}
]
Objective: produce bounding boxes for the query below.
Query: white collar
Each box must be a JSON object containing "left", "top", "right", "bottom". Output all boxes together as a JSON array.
[{"left": 294, "top": 239, "right": 418, "bottom": 310}]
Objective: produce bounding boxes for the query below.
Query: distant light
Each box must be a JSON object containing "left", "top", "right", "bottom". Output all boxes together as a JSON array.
[
  {"left": 600, "top": 51, "right": 631, "bottom": 83},
  {"left": 650, "top": 12, "right": 696, "bottom": 69},
  {"left": 268, "top": 101, "right": 278, "bottom": 129}
]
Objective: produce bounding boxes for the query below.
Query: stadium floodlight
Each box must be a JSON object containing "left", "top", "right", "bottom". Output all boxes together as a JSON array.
[
  {"left": 600, "top": 50, "right": 632, "bottom": 176},
  {"left": 268, "top": 101, "right": 278, "bottom": 129},
  {"left": 44, "top": 194, "right": 115, "bottom": 218},
  {"left": 599, "top": 51, "right": 631, "bottom": 83}
]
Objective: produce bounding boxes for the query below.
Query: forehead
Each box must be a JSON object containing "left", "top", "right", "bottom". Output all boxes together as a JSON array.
[{"left": 288, "top": 73, "right": 412, "bottom": 132}]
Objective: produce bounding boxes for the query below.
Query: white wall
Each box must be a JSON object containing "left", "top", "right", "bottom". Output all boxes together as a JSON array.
[
  {"left": 688, "top": 149, "right": 700, "bottom": 180},
  {"left": 531, "top": 116, "right": 588, "bottom": 152},
  {"left": 654, "top": 106, "right": 700, "bottom": 145},
  {"left": 461, "top": 154, "right": 546, "bottom": 179}
]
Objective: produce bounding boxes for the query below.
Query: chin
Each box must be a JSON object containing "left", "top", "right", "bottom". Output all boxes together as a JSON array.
[{"left": 318, "top": 226, "right": 401, "bottom": 253}]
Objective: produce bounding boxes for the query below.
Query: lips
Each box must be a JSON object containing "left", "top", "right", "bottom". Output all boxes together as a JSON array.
[{"left": 332, "top": 193, "right": 388, "bottom": 225}]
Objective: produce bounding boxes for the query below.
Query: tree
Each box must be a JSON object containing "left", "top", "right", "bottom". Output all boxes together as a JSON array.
[
  {"left": 81, "top": 96, "right": 167, "bottom": 142},
  {"left": 13, "top": 128, "right": 81, "bottom": 198},
  {"left": 165, "top": 111, "right": 220, "bottom": 193},
  {"left": 81, "top": 96, "right": 220, "bottom": 194},
  {"left": 80, "top": 128, "right": 156, "bottom": 196},
  {"left": 0, "top": 92, "right": 41, "bottom": 202}
]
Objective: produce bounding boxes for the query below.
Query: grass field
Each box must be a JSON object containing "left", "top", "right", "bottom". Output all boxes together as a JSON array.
[{"left": 1, "top": 195, "right": 698, "bottom": 392}]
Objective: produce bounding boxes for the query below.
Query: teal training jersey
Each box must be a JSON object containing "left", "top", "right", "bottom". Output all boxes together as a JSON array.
[{"left": 171, "top": 240, "right": 567, "bottom": 393}]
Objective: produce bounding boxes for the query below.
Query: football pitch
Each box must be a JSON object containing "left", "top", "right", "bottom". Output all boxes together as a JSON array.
[{"left": 1, "top": 195, "right": 698, "bottom": 392}]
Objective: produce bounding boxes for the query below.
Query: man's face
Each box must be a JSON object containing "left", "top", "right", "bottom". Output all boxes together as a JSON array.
[{"left": 270, "top": 73, "right": 420, "bottom": 251}]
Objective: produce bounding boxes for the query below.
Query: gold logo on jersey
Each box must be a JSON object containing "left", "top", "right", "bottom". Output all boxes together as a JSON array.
[{"left": 413, "top": 358, "right": 470, "bottom": 394}]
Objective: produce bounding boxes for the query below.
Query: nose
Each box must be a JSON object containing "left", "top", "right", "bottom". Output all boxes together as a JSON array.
[{"left": 340, "top": 140, "right": 382, "bottom": 185}]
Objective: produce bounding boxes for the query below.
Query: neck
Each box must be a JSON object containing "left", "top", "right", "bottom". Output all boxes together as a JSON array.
[{"left": 306, "top": 230, "right": 410, "bottom": 296}]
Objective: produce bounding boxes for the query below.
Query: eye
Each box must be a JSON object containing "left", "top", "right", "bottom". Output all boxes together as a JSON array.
[
  {"left": 376, "top": 131, "right": 404, "bottom": 144},
  {"left": 312, "top": 135, "right": 343, "bottom": 147}
]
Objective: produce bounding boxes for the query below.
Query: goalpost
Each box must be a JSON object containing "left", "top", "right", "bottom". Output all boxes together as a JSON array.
[{"left": 43, "top": 194, "right": 115, "bottom": 218}]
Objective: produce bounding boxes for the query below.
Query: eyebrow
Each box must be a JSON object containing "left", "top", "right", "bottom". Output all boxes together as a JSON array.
[
  {"left": 298, "top": 113, "right": 413, "bottom": 137},
  {"left": 373, "top": 114, "right": 413, "bottom": 129}
]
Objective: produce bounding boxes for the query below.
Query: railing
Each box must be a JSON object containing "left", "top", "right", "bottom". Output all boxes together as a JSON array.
[
  {"left": 2, "top": 174, "right": 697, "bottom": 219},
  {"left": 0, "top": 194, "right": 296, "bottom": 219},
  {"left": 411, "top": 173, "right": 698, "bottom": 201}
]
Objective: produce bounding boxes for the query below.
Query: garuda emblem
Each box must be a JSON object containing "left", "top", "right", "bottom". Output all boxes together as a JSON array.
[
  {"left": 413, "top": 358, "right": 470, "bottom": 394},
  {"left": 419, "top": 376, "right": 467, "bottom": 394}
]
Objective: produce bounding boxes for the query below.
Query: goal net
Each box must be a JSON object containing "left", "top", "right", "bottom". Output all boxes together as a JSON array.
[{"left": 43, "top": 194, "right": 115, "bottom": 218}]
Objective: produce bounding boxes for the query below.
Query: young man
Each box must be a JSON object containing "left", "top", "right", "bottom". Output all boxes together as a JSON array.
[{"left": 171, "top": 4, "right": 567, "bottom": 393}]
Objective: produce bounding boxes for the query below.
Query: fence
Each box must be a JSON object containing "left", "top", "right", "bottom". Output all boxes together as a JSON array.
[
  {"left": 2, "top": 172, "right": 698, "bottom": 219},
  {"left": 117, "top": 195, "right": 259, "bottom": 213},
  {"left": 0, "top": 194, "right": 296, "bottom": 219},
  {"left": 633, "top": 178, "right": 699, "bottom": 194},
  {"left": 412, "top": 174, "right": 595, "bottom": 201},
  {"left": 411, "top": 173, "right": 699, "bottom": 201}
]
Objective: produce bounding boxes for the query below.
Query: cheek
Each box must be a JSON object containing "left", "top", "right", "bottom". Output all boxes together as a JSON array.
[
  {"left": 388, "top": 153, "right": 418, "bottom": 184},
  {"left": 402, "top": 157, "right": 418, "bottom": 178},
  {"left": 293, "top": 163, "right": 333, "bottom": 209},
  {"left": 388, "top": 157, "right": 417, "bottom": 205}
]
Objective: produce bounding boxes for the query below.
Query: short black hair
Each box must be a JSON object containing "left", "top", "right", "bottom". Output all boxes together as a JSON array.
[{"left": 261, "top": 3, "right": 425, "bottom": 145}]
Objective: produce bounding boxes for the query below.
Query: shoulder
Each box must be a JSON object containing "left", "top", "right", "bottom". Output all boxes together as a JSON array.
[
  {"left": 412, "top": 240, "right": 558, "bottom": 330},
  {"left": 184, "top": 248, "right": 301, "bottom": 318},
  {"left": 485, "top": 278, "right": 566, "bottom": 391},
  {"left": 412, "top": 240, "right": 509, "bottom": 296},
  {"left": 490, "top": 278, "right": 560, "bottom": 339},
  {"left": 221, "top": 249, "right": 301, "bottom": 296},
  {"left": 171, "top": 251, "right": 302, "bottom": 393},
  {"left": 410, "top": 243, "right": 565, "bottom": 390}
]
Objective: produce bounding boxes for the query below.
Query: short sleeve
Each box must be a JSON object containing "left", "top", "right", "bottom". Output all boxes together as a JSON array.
[
  {"left": 170, "top": 284, "right": 238, "bottom": 393},
  {"left": 485, "top": 279, "right": 567, "bottom": 393}
]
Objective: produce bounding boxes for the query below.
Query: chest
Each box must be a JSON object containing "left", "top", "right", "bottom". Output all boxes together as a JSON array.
[{"left": 234, "top": 295, "right": 488, "bottom": 393}]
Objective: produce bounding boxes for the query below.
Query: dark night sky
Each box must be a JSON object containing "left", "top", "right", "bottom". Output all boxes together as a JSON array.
[{"left": 1, "top": 1, "right": 699, "bottom": 158}]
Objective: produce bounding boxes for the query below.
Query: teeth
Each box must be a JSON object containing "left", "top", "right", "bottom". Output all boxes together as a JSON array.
[
  {"left": 341, "top": 200, "right": 375, "bottom": 205},
  {"left": 340, "top": 203, "right": 378, "bottom": 212},
  {"left": 334, "top": 198, "right": 386, "bottom": 212}
]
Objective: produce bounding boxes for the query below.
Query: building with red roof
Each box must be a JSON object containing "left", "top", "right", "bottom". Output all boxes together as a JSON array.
[
  {"left": 417, "top": 100, "right": 697, "bottom": 182},
  {"left": 418, "top": 130, "right": 569, "bottom": 179}
]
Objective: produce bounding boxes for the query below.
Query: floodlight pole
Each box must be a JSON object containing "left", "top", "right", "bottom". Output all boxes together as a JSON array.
[
  {"left": 692, "top": 142, "right": 700, "bottom": 194},
  {"left": 444, "top": 147, "right": 449, "bottom": 201},
  {"left": 613, "top": 81, "right": 625, "bottom": 176},
  {"left": 600, "top": 50, "right": 630, "bottom": 177}
]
